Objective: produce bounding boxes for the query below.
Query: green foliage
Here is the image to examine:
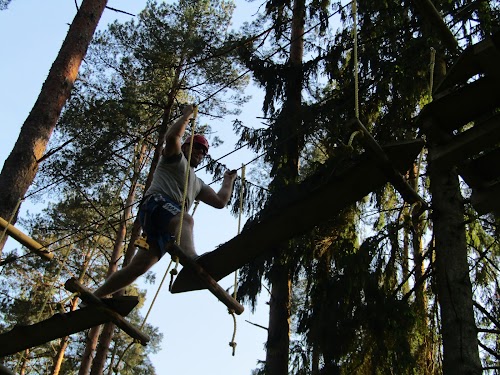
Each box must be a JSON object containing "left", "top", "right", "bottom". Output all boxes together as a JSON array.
[{"left": 0, "top": 0, "right": 11, "bottom": 10}]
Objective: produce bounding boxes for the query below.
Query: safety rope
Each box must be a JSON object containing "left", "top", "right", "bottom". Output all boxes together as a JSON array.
[
  {"left": 352, "top": 0, "right": 359, "bottom": 120},
  {"left": 429, "top": 47, "right": 436, "bottom": 98},
  {"left": 228, "top": 164, "right": 245, "bottom": 356},
  {"left": 170, "top": 105, "right": 198, "bottom": 286}
]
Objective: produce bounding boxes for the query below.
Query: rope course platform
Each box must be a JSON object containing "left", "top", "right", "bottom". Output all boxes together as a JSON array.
[
  {"left": 172, "top": 139, "right": 424, "bottom": 293},
  {"left": 0, "top": 292, "right": 142, "bottom": 357},
  {"left": 420, "top": 30, "right": 500, "bottom": 214}
]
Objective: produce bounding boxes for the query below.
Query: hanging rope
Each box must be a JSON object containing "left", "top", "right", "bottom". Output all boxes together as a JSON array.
[
  {"left": 169, "top": 104, "right": 199, "bottom": 288},
  {"left": 352, "top": 0, "right": 359, "bottom": 120},
  {"left": 429, "top": 47, "right": 436, "bottom": 99},
  {"left": 228, "top": 164, "right": 246, "bottom": 356}
]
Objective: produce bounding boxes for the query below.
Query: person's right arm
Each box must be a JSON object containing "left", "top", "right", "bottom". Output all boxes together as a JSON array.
[{"left": 162, "top": 104, "right": 195, "bottom": 158}]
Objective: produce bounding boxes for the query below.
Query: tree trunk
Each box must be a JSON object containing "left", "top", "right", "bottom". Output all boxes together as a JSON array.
[
  {"left": 19, "top": 349, "right": 29, "bottom": 375},
  {"left": 77, "top": 247, "right": 102, "bottom": 374},
  {"left": 428, "top": 157, "right": 481, "bottom": 375},
  {"left": 79, "top": 326, "right": 102, "bottom": 375},
  {"left": 90, "top": 323, "right": 115, "bottom": 375},
  {"left": 265, "top": 258, "right": 292, "bottom": 375},
  {"left": 51, "top": 299, "right": 79, "bottom": 375},
  {"left": 89, "top": 142, "right": 146, "bottom": 374},
  {"left": 0, "top": 0, "right": 108, "bottom": 256},
  {"left": 265, "top": 0, "right": 304, "bottom": 373},
  {"left": 52, "top": 336, "right": 70, "bottom": 374}
]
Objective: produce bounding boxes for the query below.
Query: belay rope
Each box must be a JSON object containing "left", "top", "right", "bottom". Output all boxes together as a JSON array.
[
  {"left": 169, "top": 104, "right": 199, "bottom": 290},
  {"left": 228, "top": 164, "right": 245, "bottom": 356}
]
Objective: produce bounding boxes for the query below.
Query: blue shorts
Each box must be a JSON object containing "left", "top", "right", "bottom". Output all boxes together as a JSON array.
[{"left": 139, "top": 194, "right": 181, "bottom": 258}]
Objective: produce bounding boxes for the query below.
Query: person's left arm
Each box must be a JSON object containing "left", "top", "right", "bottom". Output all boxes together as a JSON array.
[{"left": 197, "top": 170, "right": 237, "bottom": 209}]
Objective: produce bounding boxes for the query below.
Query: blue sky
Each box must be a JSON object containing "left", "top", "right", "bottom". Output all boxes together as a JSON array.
[{"left": 0, "top": 1, "right": 270, "bottom": 374}]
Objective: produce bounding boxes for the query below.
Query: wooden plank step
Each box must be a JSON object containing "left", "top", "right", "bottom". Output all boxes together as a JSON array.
[
  {"left": 0, "top": 297, "right": 138, "bottom": 357},
  {"left": 64, "top": 278, "right": 149, "bottom": 345},
  {"left": 471, "top": 181, "right": 500, "bottom": 215},
  {"left": 459, "top": 147, "right": 500, "bottom": 189},
  {"left": 171, "top": 139, "right": 424, "bottom": 293},
  {"left": 421, "top": 76, "right": 500, "bottom": 133},
  {"left": 428, "top": 112, "right": 500, "bottom": 166},
  {"left": 436, "top": 31, "right": 500, "bottom": 92}
]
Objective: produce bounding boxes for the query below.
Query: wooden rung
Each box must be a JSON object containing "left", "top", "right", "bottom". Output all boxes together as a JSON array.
[
  {"left": 0, "top": 216, "right": 53, "bottom": 261},
  {"left": 167, "top": 243, "right": 244, "bottom": 315},
  {"left": 64, "top": 278, "right": 150, "bottom": 345}
]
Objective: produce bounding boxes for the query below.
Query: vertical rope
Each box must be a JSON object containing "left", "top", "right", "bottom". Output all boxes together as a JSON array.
[
  {"left": 172, "top": 105, "right": 198, "bottom": 275},
  {"left": 233, "top": 164, "right": 246, "bottom": 300},
  {"left": 229, "top": 164, "right": 246, "bottom": 356},
  {"left": 429, "top": 47, "right": 436, "bottom": 99},
  {"left": 352, "top": 0, "right": 359, "bottom": 119}
]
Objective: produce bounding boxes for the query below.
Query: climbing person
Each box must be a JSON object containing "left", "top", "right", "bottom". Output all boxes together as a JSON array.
[{"left": 93, "top": 104, "right": 237, "bottom": 298}]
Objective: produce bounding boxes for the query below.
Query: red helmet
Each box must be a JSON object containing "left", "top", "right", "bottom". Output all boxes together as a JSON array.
[{"left": 182, "top": 134, "right": 209, "bottom": 153}]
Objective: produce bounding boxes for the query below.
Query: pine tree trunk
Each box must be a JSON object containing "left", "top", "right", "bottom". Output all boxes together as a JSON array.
[
  {"left": 265, "top": 259, "right": 291, "bottom": 375},
  {"left": 19, "top": 349, "right": 29, "bottom": 375},
  {"left": 78, "top": 247, "right": 102, "bottom": 374},
  {"left": 0, "top": 0, "right": 108, "bottom": 256},
  {"left": 51, "top": 299, "right": 79, "bottom": 374},
  {"left": 90, "top": 323, "right": 115, "bottom": 375},
  {"left": 89, "top": 143, "right": 145, "bottom": 373},
  {"left": 428, "top": 158, "right": 481, "bottom": 374},
  {"left": 79, "top": 326, "right": 102, "bottom": 375},
  {"left": 264, "top": 0, "right": 304, "bottom": 373},
  {"left": 51, "top": 337, "right": 70, "bottom": 375}
]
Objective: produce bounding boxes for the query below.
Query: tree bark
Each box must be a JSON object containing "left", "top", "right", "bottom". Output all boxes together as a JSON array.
[
  {"left": 90, "top": 142, "right": 146, "bottom": 374},
  {"left": 265, "top": 0, "right": 304, "bottom": 373},
  {"left": 51, "top": 299, "right": 79, "bottom": 375},
  {"left": 265, "top": 259, "right": 292, "bottom": 375},
  {"left": 0, "top": 0, "right": 108, "bottom": 256},
  {"left": 79, "top": 326, "right": 102, "bottom": 375},
  {"left": 428, "top": 156, "right": 482, "bottom": 375}
]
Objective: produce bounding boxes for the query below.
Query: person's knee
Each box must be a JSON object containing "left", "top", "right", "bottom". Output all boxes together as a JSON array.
[
  {"left": 182, "top": 214, "right": 194, "bottom": 228},
  {"left": 127, "top": 253, "right": 156, "bottom": 277}
]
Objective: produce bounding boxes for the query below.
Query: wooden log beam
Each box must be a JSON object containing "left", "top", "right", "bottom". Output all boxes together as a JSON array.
[
  {"left": 0, "top": 216, "right": 53, "bottom": 261},
  {"left": 471, "top": 182, "right": 500, "bottom": 215},
  {"left": 353, "top": 119, "right": 427, "bottom": 210},
  {"left": 0, "top": 297, "right": 139, "bottom": 357},
  {"left": 428, "top": 113, "right": 500, "bottom": 166},
  {"left": 411, "top": 0, "right": 458, "bottom": 52},
  {"left": 421, "top": 76, "right": 500, "bottom": 134},
  {"left": 436, "top": 32, "right": 500, "bottom": 92},
  {"left": 64, "top": 278, "right": 149, "bottom": 345},
  {"left": 167, "top": 242, "right": 244, "bottom": 315},
  {"left": 172, "top": 139, "right": 424, "bottom": 293}
]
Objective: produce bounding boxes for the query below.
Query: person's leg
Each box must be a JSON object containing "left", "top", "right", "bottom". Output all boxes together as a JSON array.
[
  {"left": 94, "top": 246, "right": 161, "bottom": 298},
  {"left": 168, "top": 213, "right": 197, "bottom": 258}
]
